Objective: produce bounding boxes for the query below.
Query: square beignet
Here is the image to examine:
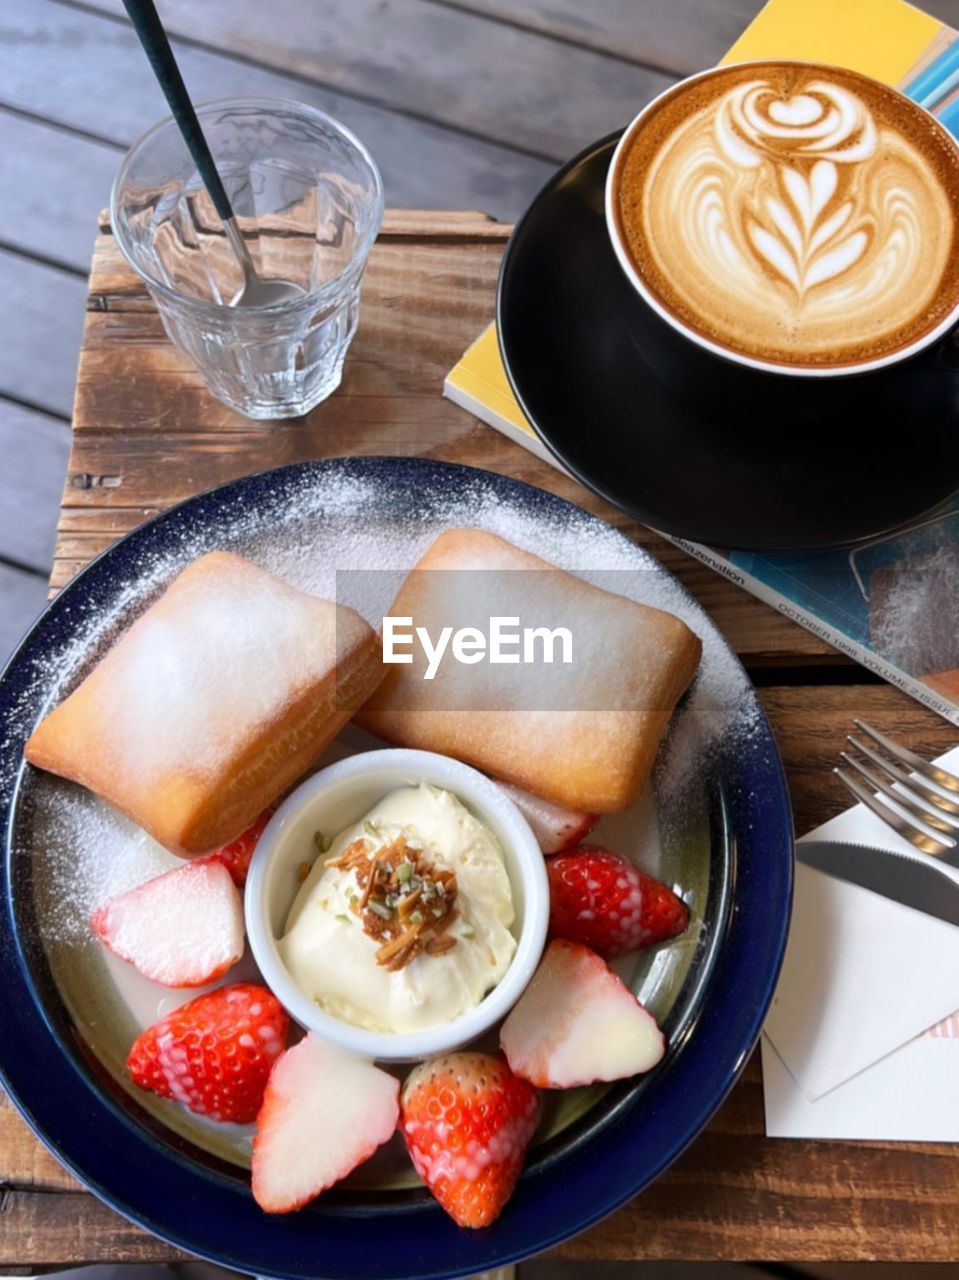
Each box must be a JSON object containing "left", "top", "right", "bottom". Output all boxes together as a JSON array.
[
  {"left": 355, "top": 529, "right": 702, "bottom": 812},
  {"left": 26, "top": 551, "right": 384, "bottom": 855}
]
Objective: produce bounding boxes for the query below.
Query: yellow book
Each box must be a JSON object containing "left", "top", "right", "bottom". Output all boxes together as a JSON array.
[
  {"left": 443, "top": 323, "right": 559, "bottom": 466},
  {"left": 443, "top": 0, "right": 956, "bottom": 465}
]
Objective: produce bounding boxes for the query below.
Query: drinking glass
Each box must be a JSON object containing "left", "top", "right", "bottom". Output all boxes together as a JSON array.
[{"left": 111, "top": 98, "right": 384, "bottom": 419}]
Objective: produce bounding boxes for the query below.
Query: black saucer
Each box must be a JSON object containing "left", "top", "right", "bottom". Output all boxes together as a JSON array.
[{"left": 497, "top": 133, "right": 959, "bottom": 551}]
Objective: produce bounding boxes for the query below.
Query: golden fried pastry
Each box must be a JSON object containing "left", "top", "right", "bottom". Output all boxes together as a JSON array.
[
  {"left": 356, "top": 529, "right": 701, "bottom": 812},
  {"left": 26, "top": 551, "right": 384, "bottom": 856}
]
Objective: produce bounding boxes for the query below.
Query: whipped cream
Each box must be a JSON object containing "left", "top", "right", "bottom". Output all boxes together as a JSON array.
[{"left": 278, "top": 785, "right": 516, "bottom": 1033}]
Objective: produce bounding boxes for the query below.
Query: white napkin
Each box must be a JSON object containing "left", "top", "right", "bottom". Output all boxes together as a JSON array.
[
  {"left": 763, "top": 1017, "right": 959, "bottom": 1141},
  {"left": 763, "top": 745, "right": 959, "bottom": 1137}
]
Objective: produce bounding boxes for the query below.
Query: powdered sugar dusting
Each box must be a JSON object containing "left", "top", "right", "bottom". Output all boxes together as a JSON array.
[
  {"left": 11, "top": 463, "right": 761, "bottom": 939},
  {"left": 45, "top": 553, "right": 371, "bottom": 791},
  {"left": 27, "top": 779, "right": 175, "bottom": 946},
  {"left": 869, "top": 543, "right": 959, "bottom": 675}
]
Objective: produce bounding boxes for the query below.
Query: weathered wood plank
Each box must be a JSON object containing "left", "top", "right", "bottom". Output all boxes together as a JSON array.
[
  {"left": 454, "top": 0, "right": 764, "bottom": 74},
  {"left": 0, "top": 402, "right": 70, "bottom": 574},
  {"left": 82, "top": 209, "right": 510, "bottom": 305},
  {"left": 0, "top": 251, "right": 87, "bottom": 419},
  {"left": 924, "top": 0, "right": 959, "bottom": 27},
  {"left": 0, "top": 0, "right": 552, "bottom": 223},
  {"left": 0, "top": 563, "right": 48, "bottom": 662},
  {"left": 8, "top": 1159, "right": 959, "bottom": 1270},
  {"left": 558, "top": 1130, "right": 959, "bottom": 1261},
  {"left": 455, "top": 0, "right": 959, "bottom": 74},
  {"left": 0, "top": 110, "right": 120, "bottom": 274},
  {"left": 79, "top": 0, "right": 675, "bottom": 160},
  {"left": 0, "top": 1094, "right": 78, "bottom": 1194},
  {"left": 0, "top": 1191, "right": 190, "bottom": 1266}
]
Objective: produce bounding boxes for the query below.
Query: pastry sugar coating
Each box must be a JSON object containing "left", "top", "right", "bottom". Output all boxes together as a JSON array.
[
  {"left": 356, "top": 529, "right": 701, "bottom": 812},
  {"left": 26, "top": 552, "right": 384, "bottom": 856}
]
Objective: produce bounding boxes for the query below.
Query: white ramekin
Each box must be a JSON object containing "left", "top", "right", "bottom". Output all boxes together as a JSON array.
[{"left": 244, "top": 748, "right": 549, "bottom": 1062}]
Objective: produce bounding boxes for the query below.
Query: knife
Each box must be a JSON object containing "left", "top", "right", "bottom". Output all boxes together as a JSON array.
[{"left": 797, "top": 839, "right": 959, "bottom": 927}]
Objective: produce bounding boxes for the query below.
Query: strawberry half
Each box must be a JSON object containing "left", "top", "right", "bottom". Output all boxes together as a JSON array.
[
  {"left": 196, "top": 807, "right": 274, "bottom": 887},
  {"left": 500, "top": 939, "right": 665, "bottom": 1088},
  {"left": 252, "top": 1036, "right": 400, "bottom": 1213},
  {"left": 91, "top": 859, "right": 244, "bottom": 987},
  {"left": 496, "top": 782, "right": 597, "bottom": 853},
  {"left": 547, "top": 844, "right": 688, "bottom": 958},
  {"left": 127, "top": 983, "right": 288, "bottom": 1123},
  {"left": 400, "top": 1051, "right": 539, "bottom": 1228}
]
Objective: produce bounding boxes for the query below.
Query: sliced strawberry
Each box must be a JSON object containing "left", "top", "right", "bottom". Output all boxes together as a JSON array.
[
  {"left": 91, "top": 860, "right": 244, "bottom": 987},
  {"left": 497, "top": 781, "right": 597, "bottom": 853},
  {"left": 500, "top": 939, "right": 665, "bottom": 1088},
  {"left": 252, "top": 1036, "right": 399, "bottom": 1213},
  {"left": 546, "top": 844, "right": 688, "bottom": 958},
  {"left": 127, "top": 983, "right": 288, "bottom": 1123},
  {"left": 196, "top": 807, "right": 274, "bottom": 887},
  {"left": 400, "top": 1051, "right": 539, "bottom": 1228}
]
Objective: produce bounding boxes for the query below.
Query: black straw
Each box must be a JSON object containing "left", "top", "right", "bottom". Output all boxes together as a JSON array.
[{"left": 120, "top": 0, "right": 234, "bottom": 221}]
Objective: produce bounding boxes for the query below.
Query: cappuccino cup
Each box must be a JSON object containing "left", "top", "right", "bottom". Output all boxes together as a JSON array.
[
  {"left": 606, "top": 59, "right": 959, "bottom": 379},
  {"left": 599, "top": 59, "right": 959, "bottom": 524}
]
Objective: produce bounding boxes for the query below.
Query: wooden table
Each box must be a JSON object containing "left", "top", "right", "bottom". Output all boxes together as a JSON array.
[{"left": 3, "top": 210, "right": 958, "bottom": 1270}]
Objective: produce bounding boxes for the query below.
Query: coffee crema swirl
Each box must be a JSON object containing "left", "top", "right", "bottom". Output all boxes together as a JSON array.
[{"left": 614, "top": 62, "right": 959, "bottom": 368}]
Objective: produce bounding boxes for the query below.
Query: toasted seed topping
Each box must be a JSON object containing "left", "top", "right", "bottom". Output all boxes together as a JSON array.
[{"left": 328, "top": 834, "right": 460, "bottom": 970}]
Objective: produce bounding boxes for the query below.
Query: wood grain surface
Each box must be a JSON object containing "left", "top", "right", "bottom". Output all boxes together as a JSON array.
[
  {"left": 0, "top": 111, "right": 121, "bottom": 274},
  {"left": 444, "top": 0, "right": 764, "bottom": 73},
  {"left": 2, "top": 209, "right": 957, "bottom": 1268},
  {"left": 0, "top": 405, "right": 70, "bottom": 574},
  {"left": 0, "top": 0, "right": 554, "bottom": 223},
  {"left": 79, "top": 0, "right": 676, "bottom": 160},
  {"left": 0, "top": 250, "right": 86, "bottom": 420}
]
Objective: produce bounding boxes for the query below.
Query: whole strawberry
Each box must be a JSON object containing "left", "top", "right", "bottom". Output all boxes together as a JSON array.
[
  {"left": 127, "top": 983, "right": 288, "bottom": 1124},
  {"left": 400, "top": 1052, "right": 539, "bottom": 1228},
  {"left": 196, "top": 807, "right": 274, "bottom": 887},
  {"left": 547, "top": 845, "right": 688, "bottom": 958}
]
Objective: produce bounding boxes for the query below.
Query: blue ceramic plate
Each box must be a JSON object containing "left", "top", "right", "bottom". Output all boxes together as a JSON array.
[{"left": 0, "top": 458, "right": 792, "bottom": 1279}]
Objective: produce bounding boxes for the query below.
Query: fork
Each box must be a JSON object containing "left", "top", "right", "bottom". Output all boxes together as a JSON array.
[{"left": 835, "top": 720, "right": 959, "bottom": 857}]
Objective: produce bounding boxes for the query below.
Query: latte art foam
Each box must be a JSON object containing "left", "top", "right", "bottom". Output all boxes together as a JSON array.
[{"left": 614, "top": 62, "right": 959, "bottom": 368}]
